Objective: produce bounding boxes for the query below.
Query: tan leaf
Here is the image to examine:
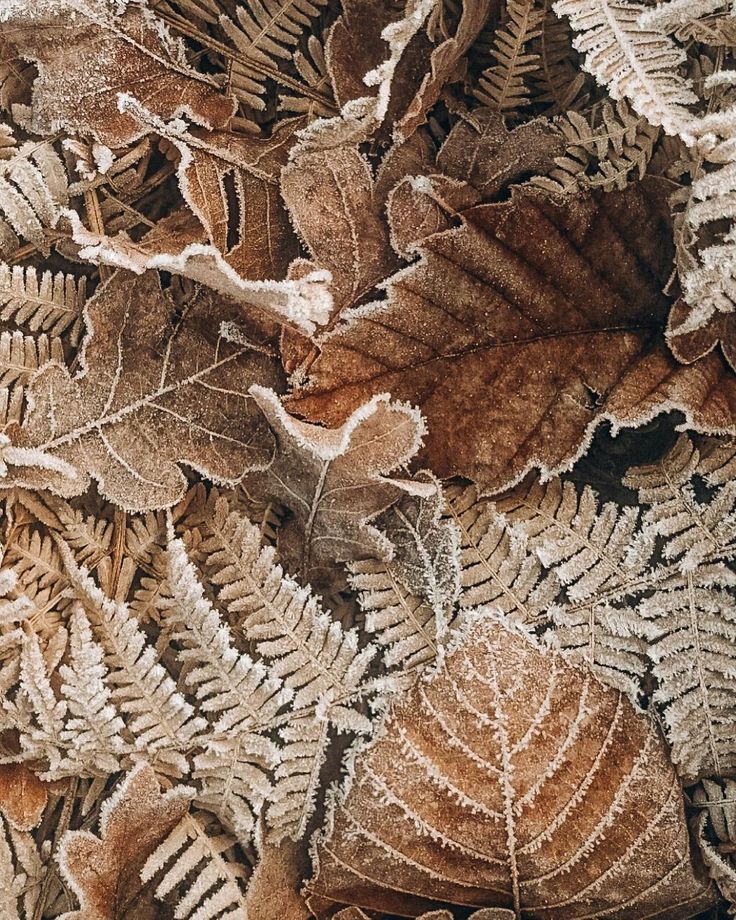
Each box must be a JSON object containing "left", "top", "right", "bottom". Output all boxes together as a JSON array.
[
  {"left": 57, "top": 762, "right": 192, "bottom": 920},
  {"left": 244, "top": 837, "right": 311, "bottom": 920},
  {"left": 244, "top": 386, "right": 433, "bottom": 587},
  {"left": 289, "top": 179, "right": 686, "bottom": 493},
  {"left": 0, "top": 0, "right": 235, "bottom": 147},
  {"left": 0, "top": 764, "right": 47, "bottom": 831},
  {"left": 7, "top": 271, "right": 280, "bottom": 510},
  {"left": 666, "top": 295, "right": 736, "bottom": 370},
  {"left": 282, "top": 144, "right": 398, "bottom": 319},
  {"left": 306, "top": 615, "right": 715, "bottom": 918}
]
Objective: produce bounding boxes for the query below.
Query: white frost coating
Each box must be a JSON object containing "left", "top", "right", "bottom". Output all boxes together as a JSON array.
[
  {"left": 67, "top": 211, "right": 332, "bottom": 334},
  {"left": 0, "top": 433, "right": 79, "bottom": 482}
]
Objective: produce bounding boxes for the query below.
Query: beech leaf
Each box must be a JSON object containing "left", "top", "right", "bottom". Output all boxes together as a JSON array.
[
  {"left": 0, "top": 764, "right": 48, "bottom": 831},
  {"left": 306, "top": 615, "right": 716, "bottom": 918},
  {"left": 290, "top": 179, "right": 685, "bottom": 493},
  {"left": 6, "top": 271, "right": 280, "bottom": 510}
]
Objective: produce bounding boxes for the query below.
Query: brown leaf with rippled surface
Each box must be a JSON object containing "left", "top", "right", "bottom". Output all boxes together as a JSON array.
[
  {"left": 6, "top": 270, "right": 280, "bottom": 510},
  {"left": 289, "top": 179, "right": 678, "bottom": 493},
  {"left": 306, "top": 615, "right": 715, "bottom": 918},
  {"left": 1, "top": 0, "right": 235, "bottom": 147},
  {"left": 57, "top": 762, "right": 192, "bottom": 920},
  {"left": 244, "top": 385, "right": 433, "bottom": 587}
]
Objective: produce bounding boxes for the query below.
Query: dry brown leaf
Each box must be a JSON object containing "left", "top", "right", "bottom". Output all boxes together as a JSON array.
[
  {"left": 244, "top": 385, "right": 434, "bottom": 587},
  {"left": 282, "top": 144, "right": 399, "bottom": 320},
  {"left": 436, "top": 108, "right": 565, "bottom": 200},
  {"left": 289, "top": 179, "right": 678, "bottom": 493},
  {"left": 57, "top": 762, "right": 192, "bottom": 920},
  {"left": 1, "top": 0, "right": 235, "bottom": 147},
  {"left": 666, "top": 295, "right": 736, "bottom": 370},
  {"left": 7, "top": 270, "right": 280, "bottom": 510},
  {"left": 0, "top": 764, "right": 47, "bottom": 831},
  {"left": 244, "top": 837, "right": 311, "bottom": 920},
  {"left": 305, "top": 615, "right": 715, "bottom": 918}
]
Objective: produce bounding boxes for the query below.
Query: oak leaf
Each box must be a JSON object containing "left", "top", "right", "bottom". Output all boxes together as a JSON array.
[
  {"left": 244, "top": 386, "right": 433, "bottom": 587},
  {"left": 306, "top": 615, "right": 715, "bottom": 918},
  {"left": 57, "top": 762, "right": 193, "bottom": 920},
  {"left": 290, "top": 179, "right": 678, "bottom": 492},
  {"left": 0, "top": 0, "right": 235, "bottom": 147},
  {"left": 6, "top": 271, "right": 280, "bottom": 510}
]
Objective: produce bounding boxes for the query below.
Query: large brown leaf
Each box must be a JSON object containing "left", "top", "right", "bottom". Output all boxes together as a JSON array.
[
  {"left": 289, "top": 180, "right": 687, "bottom": 493},
  {"left": 6, "top": 271, "right": 280, "bottom": 510},
  {"left": 0, "top": 0, "right": 235, "bottom": 147},
  {"left": 306, "top": 615, "right": 715, "bottom": 918},
  {"left": 57, "top": 762, "right": 192, "bottom": 920}
]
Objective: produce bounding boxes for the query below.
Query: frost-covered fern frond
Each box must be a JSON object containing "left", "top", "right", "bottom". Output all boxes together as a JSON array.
[
  {"left": 444, "top": 482, "right": 557, "bottom": 623},
  {"left": 474, "top": 0, "right": 544, "bottom": 112},
  {"left": 0, "top": 813, "right": 42, "bottom": 919},
  {"left": 349, "top": 558, "right": 442, "bottom": 673},
  {"left": 219, "top": 0, "right": 330, "bottom": 110},
  {"left": 0, "top": 331, "right": 63, "bottom": 428},
  {"left": 142, "top": 813, "right": 247, "bottom": 920},
  {"left": 162, "top": 537, "right": 283, "bottom": 840},
  {"left": 642, "top": 566, "right": 736, "bottom": 781},
  {"left": 638, "top": 0, "right": 731, "bottom": 34},
  {"left": 533, "top": 99, "right": 660, "bottom": 192},
  {"left": 553, "top": 0, "right": 698, "bottom": 135},
  {"left": 0, "top": 140, "right": 69, "bottom": 258},
  {"left": 624, "top": 434, "right": 736, "bottom": 570},
  {"left": 58, "top": 542, "right": 207, "bottom": 778},
  {"left": 0, "top": 264, "right": 87, "bottom": 344},
  {"left": 694, "top": 778, "right": 736, "bottom": 902}
]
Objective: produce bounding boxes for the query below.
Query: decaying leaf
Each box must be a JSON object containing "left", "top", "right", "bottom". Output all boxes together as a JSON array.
[
  {"left": 290, "top": 179, "right": 679, "bottom": 493},
  {"left": 306, "top": 614, "right": 716, "bottom": 918},
  {"left": 5, "top": 271, "right": 280, "bottom": 510},
  {"left": 0, "top": 763, "right": 48, "bottom": 830},
  {"left": 0, "top": 0, "right": 235, "bottom": 147},
  {"left": 245, "top": 385, "right": 434, "bottom": 586},
  {"left": 57, "top": 762, "right": 193, "bottom": 920}
]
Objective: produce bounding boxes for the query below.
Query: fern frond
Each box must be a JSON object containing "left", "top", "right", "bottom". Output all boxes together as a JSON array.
[
  {"left": 58, "top": 542, "right": 207, "bottom": 778},
  {"left": 0, "top": 140, "right": 69, "bottom": 257},
  {"left": 56, "top": 606, "right": 127, "bottom": 777},
  {"left": 644, "top": 567, "right": 736, "bottom": 781},
  {"left": 533, "top": 99, "right": 660, "bottom": 193},
  {"left": 267, "top": 714, "right": 328, "bottom": 841},
  {"left": 694, "top": 778, "right": 736, "bottom": 904},
  {"left": 553, "top": 0, "right": 698, "bottom": 135},
  {"left": 474, "top": 0, "right": 544, "bottom": 112},
  {"left": 624, "top": 434, "right": 736, "bottom": 569},
  {"left": 278, "top": 35, "right": 334, "bottom": 117},
  {"left": 219, "top": 0, "right": 330, "bottom": 110},
  {"left": 17, "top": 627, "right": 67, "bottom": 774},
  {"left": 0, "top": 813, "right": 42, "bottom": 919},
  {"left": 444, "top": 483, "right": 557, "bottom": 624},
  {"left": 528, "top": 0, "right": 588, "bottom": 112},
  {"left": 349, "top": 558, "right": 441, "bottom": 673},
  {"left": 142, "top": 813, "right": 247, "bottom": 919},
  {"left": 0, "top": 264, "right": 87, "bottom": 344}
]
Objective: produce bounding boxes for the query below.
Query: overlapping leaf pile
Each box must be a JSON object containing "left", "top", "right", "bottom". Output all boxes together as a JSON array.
[{"left": 0, "top": 0, "right": 735, "bottom": 917}]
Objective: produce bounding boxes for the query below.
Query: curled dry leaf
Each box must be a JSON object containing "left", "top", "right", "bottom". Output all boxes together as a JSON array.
[
  {"left": 306, "top": 615, "right": 715, "bottom": 918},
  {"left": 0, "top": 763, "right": 48, "bottom": 831},
  {"left": 6, "top": 271, "right": 280, "bottom": 510},
  {"left": 245, "top": 385, "right": 434, "bottom": 587},
  {"left": 290, "top": 178, "right": 679, "bottom": 493},
  {"left": 0, "top": 0, "right": 235, "bottom": 147},
  {"left": 57, "top": 762, "right": 193, "bottom": 920}
]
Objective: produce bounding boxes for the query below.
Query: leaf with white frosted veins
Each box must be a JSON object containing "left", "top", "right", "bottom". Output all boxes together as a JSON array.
[
  {"left": 306, "top": 616, "right": 715, "bottom": 918},
  {"left": 290, "top": 180, "right": 678, "bottom": 493},
  {"left": 9, "top": 271, "right": 279, "bottom": 510}
]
